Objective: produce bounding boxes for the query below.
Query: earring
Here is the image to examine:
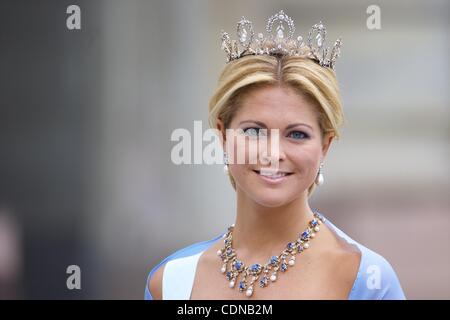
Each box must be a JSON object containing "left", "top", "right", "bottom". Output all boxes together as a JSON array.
[
  {"left": 223, "top": 151, "right": 229, "bottom": 174},
  {"left": 315, "top": 162, "right": 324, "bottom": 186}
]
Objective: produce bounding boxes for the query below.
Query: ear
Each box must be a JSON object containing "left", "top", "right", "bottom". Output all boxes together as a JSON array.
[
  {"left": 216, "top": 118, "right": 226, "bottom": 148},
  {"left": 321, "top": 132, "right": 334, "bottom": 160}
]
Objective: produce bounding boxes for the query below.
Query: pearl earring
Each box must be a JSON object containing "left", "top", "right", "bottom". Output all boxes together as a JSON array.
[
  {"left": 315, "top": 162, "right": 324, "bottom": 186},
  {"left": 223, "top": 151, "right": 229, "bottom": 174}
]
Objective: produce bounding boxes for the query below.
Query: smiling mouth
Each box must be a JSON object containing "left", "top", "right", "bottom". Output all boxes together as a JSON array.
[{"left": 252, "top": 169, "right": 294, "bottom": 179}]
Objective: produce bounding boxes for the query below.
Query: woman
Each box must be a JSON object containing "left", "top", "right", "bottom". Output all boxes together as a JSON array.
[{"left": 145, "top": 11, "right": 405, "bottom": 300}]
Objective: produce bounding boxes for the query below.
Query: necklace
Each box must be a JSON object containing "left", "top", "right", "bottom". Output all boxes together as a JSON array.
[{"left": 217, "top": 211, "right": 325, "bottom": 297}]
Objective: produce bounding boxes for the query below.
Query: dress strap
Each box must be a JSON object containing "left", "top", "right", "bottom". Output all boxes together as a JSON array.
[{"left": 162, "top": 250, "right": 205, "bottom": 299}]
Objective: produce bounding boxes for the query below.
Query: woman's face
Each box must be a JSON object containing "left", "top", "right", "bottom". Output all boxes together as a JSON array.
[{"left": 219, "top": 85, "right": 333, "bottom": 208}]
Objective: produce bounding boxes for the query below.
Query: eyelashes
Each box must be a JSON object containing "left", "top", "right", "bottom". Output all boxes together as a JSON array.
[{"left": 242, "top": 127, "right": 310, "bottom": 140}]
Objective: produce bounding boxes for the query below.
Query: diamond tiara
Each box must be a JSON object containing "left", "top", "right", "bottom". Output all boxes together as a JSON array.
[{"left": 220, "top": 10, "right": 342, "bottom": 70}]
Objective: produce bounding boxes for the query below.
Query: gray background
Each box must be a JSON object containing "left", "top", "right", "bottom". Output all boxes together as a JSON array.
[{"left": 0, "top": 0, "right": 448, "bottom": 299}]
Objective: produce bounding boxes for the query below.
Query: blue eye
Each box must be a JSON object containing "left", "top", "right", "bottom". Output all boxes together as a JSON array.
[
  {"left": 243, "top": 127, "right": 266, "bottom": 137},
  {"left": 288, "top": 131, "right": 309, "bottom": 140}
]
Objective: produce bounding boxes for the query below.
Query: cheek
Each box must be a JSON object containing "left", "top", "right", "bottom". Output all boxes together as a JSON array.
[
  {"left": 289, "top": 144, "right": 322, "bottom": 173},
  {"left": 227, "top": 136, "right": 260, "bottom": 165}
]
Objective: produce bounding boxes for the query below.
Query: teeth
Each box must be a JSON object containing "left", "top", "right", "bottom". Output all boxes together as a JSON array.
[
  {"left": 258, "top": 168, "right": 288, "bottom": 178},
  {"left": 261, "top": 173, "right": 286, "bottom": 178}
]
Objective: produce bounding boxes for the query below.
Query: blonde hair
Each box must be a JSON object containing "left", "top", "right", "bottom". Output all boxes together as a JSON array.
[{"left": 208, "top": 53, "right": 344, "bottom": 197}]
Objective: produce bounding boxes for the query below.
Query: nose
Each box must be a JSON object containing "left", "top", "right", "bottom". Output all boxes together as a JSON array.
[{"left": 260, "top": 132, "right": 286, "bottom": 166}]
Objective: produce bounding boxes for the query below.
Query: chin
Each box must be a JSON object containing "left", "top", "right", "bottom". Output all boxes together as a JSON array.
[
  {"left": 255, "top": 197, "right": 291, "bottom": 208},
  {"left": 249, "top": 188, "right": 298, "bottom": 208}
]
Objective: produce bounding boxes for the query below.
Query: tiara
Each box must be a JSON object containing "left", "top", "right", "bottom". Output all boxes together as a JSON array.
[{"left": 220, "top": 10, "right": 342, "bottom": 70}]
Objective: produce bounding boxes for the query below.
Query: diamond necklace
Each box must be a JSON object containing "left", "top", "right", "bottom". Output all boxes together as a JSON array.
[{"left": 217, "top": 211, "right": 325, "bottom": 297}]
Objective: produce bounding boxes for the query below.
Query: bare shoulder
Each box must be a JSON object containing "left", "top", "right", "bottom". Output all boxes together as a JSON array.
[
  {"left": 148, "top": 262, "right": 167, "bottom": 300},
  {"left": 323, "top": 225, "right": 362, "bottom": 287},
  {"left": 332, "top": 241, "right": 361, "bottom": 279},
  {"left": 196, "top": 240, "right": 222, "bottom": 267}
]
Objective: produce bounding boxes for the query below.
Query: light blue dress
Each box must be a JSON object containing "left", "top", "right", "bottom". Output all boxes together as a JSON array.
[{"left": 144, "top": 212, "right": 406, "bottom": 299}]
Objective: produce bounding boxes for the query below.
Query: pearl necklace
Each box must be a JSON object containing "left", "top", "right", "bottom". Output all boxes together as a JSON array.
[{"left": 217, "top": 211, "right": 325, "bottom": 297}]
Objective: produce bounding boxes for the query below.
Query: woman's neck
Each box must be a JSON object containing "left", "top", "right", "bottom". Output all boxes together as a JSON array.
[{"left": 231, "top": 187, "right": 316, "bottom": 261}]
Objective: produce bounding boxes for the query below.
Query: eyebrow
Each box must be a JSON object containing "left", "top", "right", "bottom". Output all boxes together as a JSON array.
[{"left": 238, "top": 120, "right": 313, "bottom": 131}]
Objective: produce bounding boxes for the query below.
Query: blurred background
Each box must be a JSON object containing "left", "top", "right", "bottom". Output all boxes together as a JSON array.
[{"left": 0, "top": 0, "right": 448, "bottom": 299}]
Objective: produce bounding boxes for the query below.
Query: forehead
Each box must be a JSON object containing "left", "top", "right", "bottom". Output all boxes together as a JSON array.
[{"left": 233, "top": 85, "right": 319, "bottom": 126}]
